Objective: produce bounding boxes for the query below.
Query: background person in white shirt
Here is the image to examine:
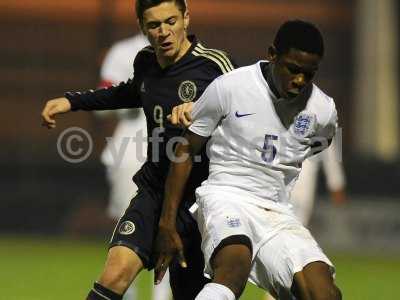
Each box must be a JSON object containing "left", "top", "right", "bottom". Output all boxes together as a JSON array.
[
  {"left": 155, "top": 20, "right": 342, "bottom": 300},
  {"left": 292, "top": 138, "right": 346, "bottom": 226}
]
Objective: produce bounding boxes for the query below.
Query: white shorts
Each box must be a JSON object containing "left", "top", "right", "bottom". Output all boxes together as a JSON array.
[{"left": 195, "top": 189, "right": 335, "bottom": 300}]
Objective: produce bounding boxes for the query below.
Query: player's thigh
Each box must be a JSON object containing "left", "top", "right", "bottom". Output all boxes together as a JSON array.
[
  {"left": 98, "top": 246, "right": 144, "bottom": 290},
  {"left": 109, "top": 187, "right": 162, "bottom": 269},
  {"left": 196, "top": 194, "right": 255, "bottom": 278},
  {"left": 251, "top": 225, "right": 334, "bottom": 300}
]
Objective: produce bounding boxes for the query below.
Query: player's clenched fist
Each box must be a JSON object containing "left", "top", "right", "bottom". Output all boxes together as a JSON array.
[
  {"left": 41, "top": 97, "right": 71, "bottom": 129},
  {"left": 167, "top": 102, "right": 193, "bottom": 127}
]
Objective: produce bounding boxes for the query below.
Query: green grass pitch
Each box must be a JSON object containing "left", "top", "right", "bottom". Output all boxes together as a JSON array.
[{"left": 0, "top": 236, "right": 398, "bottom": 299}]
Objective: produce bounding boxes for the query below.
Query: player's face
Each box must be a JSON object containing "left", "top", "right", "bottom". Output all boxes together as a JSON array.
[
  {"left": 270, "top": 48, "right": 321, "bottom": 100},
  {"left": 142, "top": 1, "right": 190, "bottom": 67}
]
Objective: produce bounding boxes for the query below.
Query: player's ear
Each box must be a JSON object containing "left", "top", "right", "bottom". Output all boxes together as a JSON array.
[
  {"left": 183, "top": 10, "right": 190, "bottom": 31},
  {"left": 267, "top": 45, "right": 278, "bottom": 62}
]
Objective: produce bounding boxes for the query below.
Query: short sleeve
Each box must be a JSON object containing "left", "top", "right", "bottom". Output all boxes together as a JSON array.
[{"left": 189, "top": 78, "right": 226, "bottom": 137}]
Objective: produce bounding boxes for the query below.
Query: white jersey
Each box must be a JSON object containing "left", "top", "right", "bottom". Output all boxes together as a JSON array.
[{"left": 189, "top": 61, "right": 337, "bottom": 213}]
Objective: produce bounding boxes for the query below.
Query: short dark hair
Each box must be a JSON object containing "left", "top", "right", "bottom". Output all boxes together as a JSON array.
[
  {"left": 135, "top": 0, "right": 187, "bottom": 26},
  {"left": 273, "top": 20, "right": 324, "bottom": 57}
]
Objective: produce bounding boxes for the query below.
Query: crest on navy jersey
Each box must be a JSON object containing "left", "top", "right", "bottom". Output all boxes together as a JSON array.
[
  {"left": 140, "top": 81, "right": 146, "bottom": 93},
  {"left": 293, "top": 112, "right": 316, "bottom": 137},
  {"left": 178, "top": 80, "right": 197, "bottom": 102},
  {"left": 118, "top": 221, "right": 135, "bottom": 235}
]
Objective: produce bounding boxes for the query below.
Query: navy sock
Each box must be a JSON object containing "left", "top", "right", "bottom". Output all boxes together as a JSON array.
[{"left": 86, "top": 282, "right": 123, "bottom": 300}]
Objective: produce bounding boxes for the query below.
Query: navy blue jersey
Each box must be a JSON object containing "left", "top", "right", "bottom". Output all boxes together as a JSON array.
[{"left": 66, "top": 36, "right": 236, "bottom": 204}]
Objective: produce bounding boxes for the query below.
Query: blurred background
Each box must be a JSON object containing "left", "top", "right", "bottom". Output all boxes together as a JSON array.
[{"left": 0, "top": 0, "right": 399, "bottom": 299}]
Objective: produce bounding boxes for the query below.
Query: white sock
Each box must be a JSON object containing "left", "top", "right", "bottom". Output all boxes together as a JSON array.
[{"left": 195, "top": 283, "right": 236, "bottom": 300}]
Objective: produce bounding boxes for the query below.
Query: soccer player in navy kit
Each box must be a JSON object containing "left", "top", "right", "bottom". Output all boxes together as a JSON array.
[{"left": 41, "top": 1, "right": 235, "bottom": 299}]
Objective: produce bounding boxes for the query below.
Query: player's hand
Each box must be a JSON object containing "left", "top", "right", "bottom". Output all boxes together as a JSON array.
[
  {"left": 41, "top": 97, "right": 72, "bottom": 129},
  {"left": 154, "top": 223, "right": 187, "bottom": 285},
  {"left": 167, "top": 102, "right": 193, "bottom": 127}
]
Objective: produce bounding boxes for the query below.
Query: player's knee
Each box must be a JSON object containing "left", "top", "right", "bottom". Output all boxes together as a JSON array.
[{"left": 213, "top": 263, "right": 249, "bottom": 297}]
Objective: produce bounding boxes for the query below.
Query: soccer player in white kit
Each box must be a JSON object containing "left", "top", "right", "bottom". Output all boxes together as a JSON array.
[
  {"left": 155, "top": 20, "right": 342, "bottom": 300},
  {"left": 98, "top": 34, "right": 170, "bottom": 300}
]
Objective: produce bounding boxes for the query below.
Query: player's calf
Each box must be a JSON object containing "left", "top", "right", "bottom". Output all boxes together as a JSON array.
[{"left": 93, "top": 246, "right": 144, "bottom": 296}]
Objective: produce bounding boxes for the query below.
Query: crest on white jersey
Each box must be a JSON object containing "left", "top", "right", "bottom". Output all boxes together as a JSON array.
[
  {"left": 178, "top": 80, "right": 197, "bottom": 102},
  {"left": 293, "top": 112, "right": 316, "bottom": 137}
]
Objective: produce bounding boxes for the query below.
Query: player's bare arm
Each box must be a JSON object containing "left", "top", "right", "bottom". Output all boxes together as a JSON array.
[
  {"left": 154, "top": 130, "right": 207, "bottom": 283},
  {"left": 167, "top": 101, "right": 193, "bottom": 127},
  {"left": 41, "top": 97, "right": 72, "bottom": 129}
]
